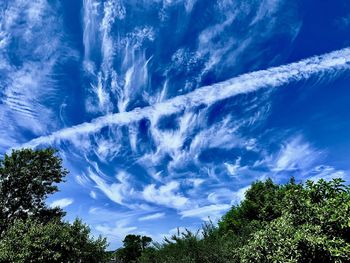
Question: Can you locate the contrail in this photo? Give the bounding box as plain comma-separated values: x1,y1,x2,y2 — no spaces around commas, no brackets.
20,48,350,149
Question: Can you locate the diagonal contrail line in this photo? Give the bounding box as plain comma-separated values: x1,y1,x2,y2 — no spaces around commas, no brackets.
19,48,350,149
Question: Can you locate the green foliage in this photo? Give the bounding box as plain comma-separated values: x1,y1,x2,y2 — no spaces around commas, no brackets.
137,178,350,263
0,218,109,263
218,178,293,235
3,148,350,262
139,222,239,263
0,148,68,235
115,234,153,262
240,179,350,262
239,215,350,263
0,148,110,262
229,178,350,262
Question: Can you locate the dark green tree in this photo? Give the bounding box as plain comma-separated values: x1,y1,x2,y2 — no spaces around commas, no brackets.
116,234,152,262
0,148,68,235
239,179,350,262
218,178,290,235
139,224,237,263
138,178,350,263
0,218,109,263
141,236,153,250
0,148,110,262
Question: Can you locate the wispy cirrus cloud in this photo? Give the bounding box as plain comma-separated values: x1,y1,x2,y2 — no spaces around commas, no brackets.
13,48,350,218
83,0,127,113
96,222,137,242
95,219,138,247
254,135,348,184
88,168,134,206
18,47,350,150
180,204,231,220
142,181,189,209
195,0,301,81
272,136,322,172
0,0,77,151
307,165,346,182
139,212,165,221
50,198,74,209
82,0,156,114
87,207,154,247
224,157,242,176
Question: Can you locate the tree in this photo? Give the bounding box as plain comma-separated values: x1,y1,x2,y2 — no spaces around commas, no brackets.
139,224,237,263
218,178,289,237
141,236,153,250
0,148,110,262
0,148,68,235
115,234,153,262
239,179,350,262
0,218,109,263
138,178,350,263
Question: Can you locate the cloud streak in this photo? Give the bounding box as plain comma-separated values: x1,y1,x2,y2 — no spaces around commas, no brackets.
142,181,189,209
88,168,134,206
50,198,74,209
138,212,165,221
0,0,77,152
180,204,231,219
19,47,350,149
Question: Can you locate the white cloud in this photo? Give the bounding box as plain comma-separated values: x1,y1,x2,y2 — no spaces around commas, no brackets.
195,0,299,81
273,136,321,172
139,212,165,221
75,173,92,187
230,186,250,205
189,117,239,151
50,198,74,209
88,207,156,248
142,181,188,209
0,0,77,151
88,207,142,223
250,0,283,25
207,185,249,206
307,165,346,182
224,157,242,176
19,47,350,149
93,134,122,162
144,111,257,176
90,190,97,199
96,223,137,237
186,178,205,188
89,168,134,206
142,111,204,173
83,0,155,115
96,221,137,245
180,204,231,220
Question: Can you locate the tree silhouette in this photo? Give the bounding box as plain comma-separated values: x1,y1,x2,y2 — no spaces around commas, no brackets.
0,148,68,236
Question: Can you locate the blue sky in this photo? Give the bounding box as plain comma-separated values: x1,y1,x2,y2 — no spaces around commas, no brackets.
1,0,350,248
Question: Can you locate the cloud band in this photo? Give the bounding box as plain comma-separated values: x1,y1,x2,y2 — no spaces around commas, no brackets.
20,47,350,149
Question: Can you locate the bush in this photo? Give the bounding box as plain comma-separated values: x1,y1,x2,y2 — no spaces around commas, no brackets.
0,218,109,263
137,178,350,263
0,148,110,262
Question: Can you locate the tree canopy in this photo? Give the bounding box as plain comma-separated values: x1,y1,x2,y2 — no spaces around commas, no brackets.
0,148,109,262
136,178,350,263
0,218,108,263
0,148,68,235
115,234,153,262
2,148,350,262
